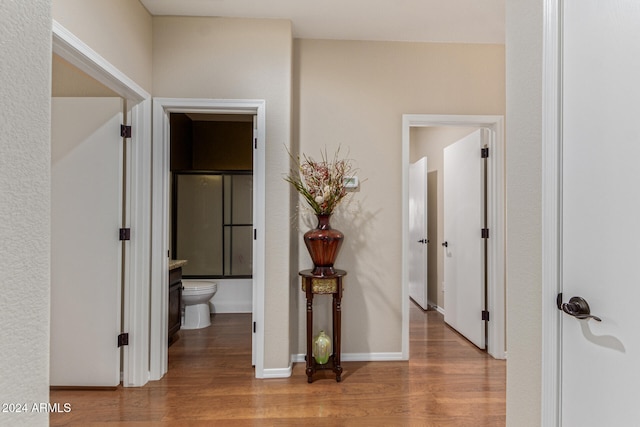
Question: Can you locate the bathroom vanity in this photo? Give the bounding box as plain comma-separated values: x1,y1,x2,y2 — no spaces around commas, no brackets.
168,260,187,346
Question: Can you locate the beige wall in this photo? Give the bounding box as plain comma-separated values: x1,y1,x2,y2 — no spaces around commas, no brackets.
52,54,119,97
153,16,294,370
53,0,153,92
506,0,543,425
410,126,478,310
294,39,504,355
0,1,52,425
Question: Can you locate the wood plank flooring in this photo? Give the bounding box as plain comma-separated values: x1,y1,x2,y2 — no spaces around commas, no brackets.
50,303,505,426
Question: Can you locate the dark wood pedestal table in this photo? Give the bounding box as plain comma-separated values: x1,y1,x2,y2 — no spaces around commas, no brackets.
299,269,347,383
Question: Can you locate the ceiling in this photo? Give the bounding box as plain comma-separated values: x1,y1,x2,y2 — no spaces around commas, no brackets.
139,0,505,44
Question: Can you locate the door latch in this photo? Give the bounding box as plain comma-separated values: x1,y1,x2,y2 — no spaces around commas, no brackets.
557,293,602,322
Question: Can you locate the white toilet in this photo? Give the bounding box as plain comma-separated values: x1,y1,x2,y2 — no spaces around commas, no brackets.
181,280,218,329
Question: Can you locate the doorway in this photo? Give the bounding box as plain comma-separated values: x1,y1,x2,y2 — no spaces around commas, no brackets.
401,114,505,360
151,98,266,379
170,113,254,310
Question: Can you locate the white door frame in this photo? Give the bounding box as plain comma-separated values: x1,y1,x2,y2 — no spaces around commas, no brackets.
150,98,266,380
401,114,505,360
52,20,152,387
541,0,562,424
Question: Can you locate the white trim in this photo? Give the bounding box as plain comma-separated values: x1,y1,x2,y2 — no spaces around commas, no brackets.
52,21,148,102
401,114,506,360
291,352,404,363
52,21,152,387
262,364,292,379
542,0,562,425
150,98,267,380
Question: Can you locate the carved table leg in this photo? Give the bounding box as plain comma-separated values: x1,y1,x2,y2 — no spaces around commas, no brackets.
306,283,314,383
333,282,343,382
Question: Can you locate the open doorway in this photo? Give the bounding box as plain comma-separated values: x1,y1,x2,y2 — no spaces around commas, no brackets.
170,113,254,317
151,98,266,380
401,114,505,360
410,127,490,350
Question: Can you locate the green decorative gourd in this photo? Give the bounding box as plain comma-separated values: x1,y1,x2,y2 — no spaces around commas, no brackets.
313,330,332,365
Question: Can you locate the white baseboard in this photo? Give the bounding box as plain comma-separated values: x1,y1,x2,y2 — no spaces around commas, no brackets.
261,363,292,378
291,352,403,363
427,300,445,315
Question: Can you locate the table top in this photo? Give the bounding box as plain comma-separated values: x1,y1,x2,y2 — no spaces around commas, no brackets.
299,269,347,278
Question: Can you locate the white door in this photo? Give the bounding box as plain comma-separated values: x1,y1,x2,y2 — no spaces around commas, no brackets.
51,97,123,386
443,130,485,349
560,1,640,424
409,157,428,309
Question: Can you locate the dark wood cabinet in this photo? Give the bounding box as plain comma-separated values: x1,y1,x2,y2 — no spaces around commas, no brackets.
168,267,183,346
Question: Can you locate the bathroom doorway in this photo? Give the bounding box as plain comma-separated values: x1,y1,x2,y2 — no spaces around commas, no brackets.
151,98,266,380
170,113,254,300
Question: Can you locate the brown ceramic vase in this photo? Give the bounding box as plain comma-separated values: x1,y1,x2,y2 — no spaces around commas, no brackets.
304,214,344,276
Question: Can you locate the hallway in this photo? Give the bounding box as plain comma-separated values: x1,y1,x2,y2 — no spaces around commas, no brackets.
50,303,505,425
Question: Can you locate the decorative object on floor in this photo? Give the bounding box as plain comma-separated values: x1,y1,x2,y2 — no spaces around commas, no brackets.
285,147,358,276
313,330,332,365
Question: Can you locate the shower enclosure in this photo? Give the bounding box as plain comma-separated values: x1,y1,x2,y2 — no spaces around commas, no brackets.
172,171,253,278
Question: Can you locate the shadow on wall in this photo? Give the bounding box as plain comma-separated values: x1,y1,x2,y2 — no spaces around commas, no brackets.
330,196,384,355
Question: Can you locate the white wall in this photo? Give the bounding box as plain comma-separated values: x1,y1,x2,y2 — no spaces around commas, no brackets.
208,279,253,314
505,0,544,425
0,1,52,425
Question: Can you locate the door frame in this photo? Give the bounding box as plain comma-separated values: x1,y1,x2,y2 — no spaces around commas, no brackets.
151,98,266,379
52,20,152,387
401,114,505,360
541,0,562,424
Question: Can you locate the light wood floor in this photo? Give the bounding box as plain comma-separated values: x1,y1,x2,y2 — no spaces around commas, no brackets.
50,303,505,426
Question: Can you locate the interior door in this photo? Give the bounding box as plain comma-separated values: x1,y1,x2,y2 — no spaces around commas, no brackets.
409,157,429,309
560,1,640,424
443,130,485,349
51,97,123,386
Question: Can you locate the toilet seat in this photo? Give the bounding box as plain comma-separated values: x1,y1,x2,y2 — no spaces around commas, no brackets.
182,281,217,293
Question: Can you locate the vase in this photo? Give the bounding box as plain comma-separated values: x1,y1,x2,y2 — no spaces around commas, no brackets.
304,214,344,276
313,330,332,365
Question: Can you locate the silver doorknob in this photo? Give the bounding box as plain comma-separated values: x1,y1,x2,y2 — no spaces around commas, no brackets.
557,294,602,322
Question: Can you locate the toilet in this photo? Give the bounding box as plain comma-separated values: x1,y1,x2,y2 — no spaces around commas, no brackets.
181,280,218,329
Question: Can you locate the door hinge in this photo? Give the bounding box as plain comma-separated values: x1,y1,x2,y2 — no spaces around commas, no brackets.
481,147,489,158
253,322,256,333
254,138,257,149
118,333,129,347
254,229,257,240
481,228,489,239
482,310,490,321
121,124,132,138
119,228,131,241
